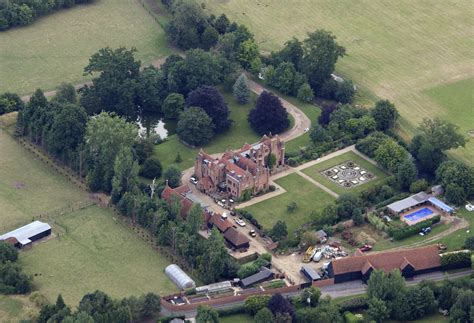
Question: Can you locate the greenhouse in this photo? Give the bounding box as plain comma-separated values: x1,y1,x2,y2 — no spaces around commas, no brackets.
165,264,196,290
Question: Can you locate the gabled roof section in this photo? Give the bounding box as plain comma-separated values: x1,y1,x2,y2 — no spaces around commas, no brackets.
331,245,440,275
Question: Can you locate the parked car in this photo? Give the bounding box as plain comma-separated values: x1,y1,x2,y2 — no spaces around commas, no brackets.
217,201,224,207
419,227,432,236
359,244,373,252
235,219,246,227
249,229,257,237
189,177,198,185
465,203,474,212
221,212,228,220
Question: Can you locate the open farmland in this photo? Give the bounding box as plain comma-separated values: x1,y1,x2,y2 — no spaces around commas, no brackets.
20,206,176,305
0,129,88,231
0,0,173,95
0,127,176,305
242,173,335,235
202,0,474,162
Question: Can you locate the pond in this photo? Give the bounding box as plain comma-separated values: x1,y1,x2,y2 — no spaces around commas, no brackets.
136,114,176,139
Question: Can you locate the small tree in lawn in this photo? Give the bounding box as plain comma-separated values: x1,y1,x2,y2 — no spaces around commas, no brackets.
249,91,290,135
233,73,250,104
163,165,182,188
286,202,297,213
174,152,182,163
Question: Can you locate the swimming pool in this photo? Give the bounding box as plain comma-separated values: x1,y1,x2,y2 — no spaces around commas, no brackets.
404,207,434,222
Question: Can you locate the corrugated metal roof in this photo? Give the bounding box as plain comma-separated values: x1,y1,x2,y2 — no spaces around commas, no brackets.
387,192,429,213
301,265,321,281
240,267,273,288
428,197,454,213
0,221,51,245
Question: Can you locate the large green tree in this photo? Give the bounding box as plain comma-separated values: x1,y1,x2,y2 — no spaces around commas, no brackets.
249,91,289,135
374,139,408,172
301,30,346,91
372,100,398,131
198,227,230,283
162,93,185,119
196,305,219,323
84,112,137,192
80,47,141,118
419,118,466,152
111,147,139,204
177,107,215,146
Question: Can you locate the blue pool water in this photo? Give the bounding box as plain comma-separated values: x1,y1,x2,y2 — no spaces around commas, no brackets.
404,207,434,222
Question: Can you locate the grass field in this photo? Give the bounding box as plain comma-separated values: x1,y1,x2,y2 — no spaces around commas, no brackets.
0,295,39,323
242,173,335,235
0,129,88,231
20,206,176,305
424,78,474,163
154,91,261,171
0,0,173,95
202,0,474,162
219,314,254,323
300,151,389,195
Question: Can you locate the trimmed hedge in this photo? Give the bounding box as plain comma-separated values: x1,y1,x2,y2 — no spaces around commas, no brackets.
338,297,368,312
375,192,410,209
441,251,472,270
388,215,440,240
216,305,246,317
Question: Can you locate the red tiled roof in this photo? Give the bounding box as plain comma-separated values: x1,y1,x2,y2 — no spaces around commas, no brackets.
161,185,193,218
235,156,257,174
209,214,233,233
220,159,247,178
224,227,250,248
331,245,440,275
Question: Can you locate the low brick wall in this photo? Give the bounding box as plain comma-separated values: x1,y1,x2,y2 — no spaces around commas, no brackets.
313,278,334,288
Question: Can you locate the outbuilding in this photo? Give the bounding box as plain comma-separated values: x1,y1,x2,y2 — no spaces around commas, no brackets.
223,227,250,250
301,265,321,282
240,267,274,288
164,264,196,290
315,230,327,243
0,221,51,248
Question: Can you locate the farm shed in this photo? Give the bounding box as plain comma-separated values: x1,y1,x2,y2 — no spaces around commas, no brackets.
328,245,441,283
428,197,454,214
386,192,429,215
165,264,196,290
224,227,250,250
301,265,321,282
240,267,274,288
0,221,51,248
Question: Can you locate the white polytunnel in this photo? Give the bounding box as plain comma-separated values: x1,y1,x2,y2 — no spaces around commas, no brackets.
164,264,196,290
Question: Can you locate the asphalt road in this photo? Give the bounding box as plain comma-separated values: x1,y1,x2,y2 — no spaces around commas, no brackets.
160,269,473,318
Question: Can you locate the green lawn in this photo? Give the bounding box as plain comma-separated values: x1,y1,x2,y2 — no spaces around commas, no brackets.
202,0,473,162
0,129,88,231
20,206,177,305
424,78,474,164
437,208,473,250
0,0,173,95
219,314,254,323
242,173,335,235
154,91,261,171
0,295,38,323
300,151,389,195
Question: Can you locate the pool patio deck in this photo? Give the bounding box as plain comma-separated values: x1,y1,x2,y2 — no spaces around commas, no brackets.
400,206,440,226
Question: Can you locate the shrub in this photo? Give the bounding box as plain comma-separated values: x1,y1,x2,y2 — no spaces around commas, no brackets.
440,251,472,270
261,253,272,262
139,157,162,179
244,295,271,315
269,185,276,192
367,213,389,232
388,215,440,240
409,179,429,193
338,297,368,312
216,305,245,317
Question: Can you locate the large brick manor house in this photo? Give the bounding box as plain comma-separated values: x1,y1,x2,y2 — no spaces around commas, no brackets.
194,135,285,199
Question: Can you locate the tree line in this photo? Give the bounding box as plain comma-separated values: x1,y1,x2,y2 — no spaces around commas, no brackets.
0,242,31,295
37,290,160,323
0,0,95,30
